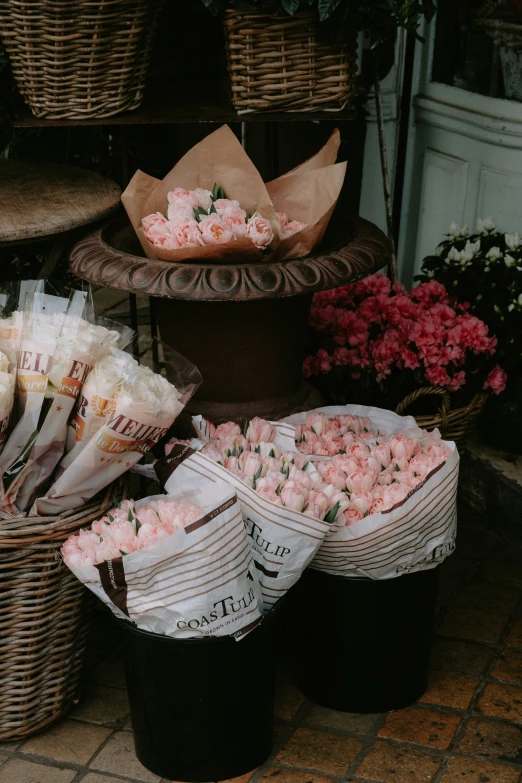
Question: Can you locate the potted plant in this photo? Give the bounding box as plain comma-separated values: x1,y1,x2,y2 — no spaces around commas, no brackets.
199,0,436,113
420,218,522,452
303,273,506,446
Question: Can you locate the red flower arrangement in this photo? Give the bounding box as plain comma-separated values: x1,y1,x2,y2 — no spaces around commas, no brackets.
303,274,506,407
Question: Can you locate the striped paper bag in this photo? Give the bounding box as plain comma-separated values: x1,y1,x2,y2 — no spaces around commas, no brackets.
65,481,264,640
159,446,331,612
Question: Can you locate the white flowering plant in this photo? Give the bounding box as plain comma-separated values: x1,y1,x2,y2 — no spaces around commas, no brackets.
418,219,522,374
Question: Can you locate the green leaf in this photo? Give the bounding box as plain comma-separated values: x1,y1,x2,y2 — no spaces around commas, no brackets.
275,484,282,495
252,465,263,490
212,183,219,201
318,0,340,21
324,501,341,524
281,0,299,14
217,187,225,200
135,516,141,532
210,203,217,214
270,448,275,457
255,445,261,454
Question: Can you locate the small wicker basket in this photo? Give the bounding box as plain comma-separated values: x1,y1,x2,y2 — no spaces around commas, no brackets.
0,493,113,740
395,387,488,448
223,10,357,114
0,0,164,120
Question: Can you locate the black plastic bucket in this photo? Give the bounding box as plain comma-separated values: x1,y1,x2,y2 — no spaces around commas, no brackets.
121,613,277,781
285,567,439,713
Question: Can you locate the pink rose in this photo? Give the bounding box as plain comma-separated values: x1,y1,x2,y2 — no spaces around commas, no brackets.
331,455,360,475
288,465,314,490
350,494,372,515
262,470,285,491
224,455,240,473
280,485,306,512
200,443,225,463
306,490,331,519
409,454,435,479
167,204,194,224
256,485,280,504
389,457,409,473
371,443,391,469
238,450,263,478
377,471,394,486
343,507,363,526
320,465,347,491
305,412,329,436
168,188,200,209
346,469,376,495
76,529,102,551
281,220,307,239
142,212,169,244
104,520,137,551
171,219,204,248
389,434,419,461
370,497,384,514
281,451,307,470
161,233,181,250
325,438,346,456
381,484,408,510
421,441,450,463
138,527,170,550
137,506,161,528
253,442,281,460
245,417,275,444
215,421,241,440
277,212,288,227
358,455,383,474
199,215,236,245
246,214,274,248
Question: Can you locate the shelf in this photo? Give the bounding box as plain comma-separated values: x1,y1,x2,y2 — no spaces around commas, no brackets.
12,82,358,128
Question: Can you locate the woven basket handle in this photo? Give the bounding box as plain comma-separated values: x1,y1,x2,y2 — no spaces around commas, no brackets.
395,386,451,430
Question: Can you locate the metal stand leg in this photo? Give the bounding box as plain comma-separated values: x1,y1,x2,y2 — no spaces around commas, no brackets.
37,235,69,280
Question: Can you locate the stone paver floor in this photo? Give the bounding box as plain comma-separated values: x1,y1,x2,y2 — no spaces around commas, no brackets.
2,512,522,782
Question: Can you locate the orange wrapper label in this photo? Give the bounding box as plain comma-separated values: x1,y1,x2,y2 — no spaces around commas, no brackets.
95,413,169,456
57,357,91,400
18,373,48,394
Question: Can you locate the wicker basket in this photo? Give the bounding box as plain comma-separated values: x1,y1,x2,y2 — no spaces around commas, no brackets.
0,0,164,120
395,387,488,448
223,10,357,114
0,493,113,740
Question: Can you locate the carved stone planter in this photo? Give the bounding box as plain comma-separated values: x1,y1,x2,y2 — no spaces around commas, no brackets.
70,214,390,422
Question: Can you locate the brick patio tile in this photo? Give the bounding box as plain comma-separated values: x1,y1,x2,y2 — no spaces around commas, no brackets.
274,727,362,776
274,681,305,722
476,682,522,722
439,755,520,782
378,706,461,749
90,731,161,782
438,607,506,644
70,684,129,726
457,717,522,761
303,705,381,735
355,741,441,782
506,619,522,648
492,648,522,685
0,742,20,752
217,771,257,783
0,759,6,767
258,769,332,783
82,775,127,783
20,719,112,765
453,582,521,616
481,559,522,589
0,758,76,783
431,638,495,676
419,671,480,710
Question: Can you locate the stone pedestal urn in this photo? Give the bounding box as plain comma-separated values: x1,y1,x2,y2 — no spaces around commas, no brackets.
69,214,390,423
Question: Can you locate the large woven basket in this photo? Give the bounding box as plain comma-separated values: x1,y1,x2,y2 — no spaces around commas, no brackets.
0,0,164,120
395,387,488,448
223,10,357,114
0,493,113,740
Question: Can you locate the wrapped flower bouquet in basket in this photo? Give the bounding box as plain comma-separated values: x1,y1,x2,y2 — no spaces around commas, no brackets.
0,283,201,742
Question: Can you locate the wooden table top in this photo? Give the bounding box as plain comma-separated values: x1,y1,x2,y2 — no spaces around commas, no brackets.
0,160,121,244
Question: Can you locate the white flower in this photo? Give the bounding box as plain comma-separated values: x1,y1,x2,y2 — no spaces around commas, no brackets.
447,246,460,262
505,254,517,268
435,245,443,257
48,318,125,391
485,266,491,272
508,304,515,311
427,270,435,278
505,232,521,251
476,294,483,301
494,305,501,313
518,293,522,306
476,217,496,235
447,222,468,240
486,246,502,262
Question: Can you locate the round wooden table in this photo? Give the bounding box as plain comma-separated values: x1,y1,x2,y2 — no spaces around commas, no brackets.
0,160,121,277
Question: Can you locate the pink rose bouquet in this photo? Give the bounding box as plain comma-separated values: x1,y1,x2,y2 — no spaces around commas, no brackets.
304,273,507,408
142,184,306,253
